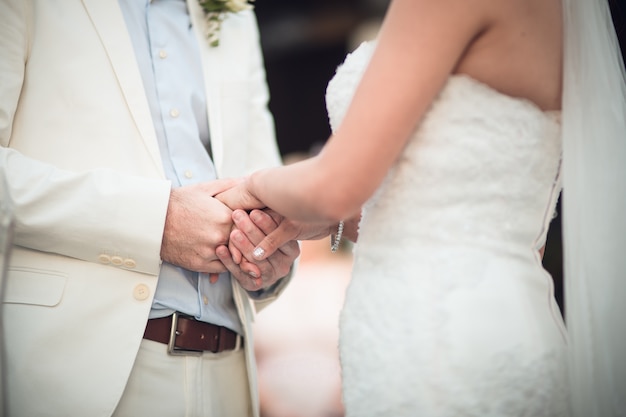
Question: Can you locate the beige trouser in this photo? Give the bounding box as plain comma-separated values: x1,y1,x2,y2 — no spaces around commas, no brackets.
113,338,252,417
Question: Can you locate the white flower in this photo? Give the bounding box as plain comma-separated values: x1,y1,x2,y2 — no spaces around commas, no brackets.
198,0,254,46
226,0,252,13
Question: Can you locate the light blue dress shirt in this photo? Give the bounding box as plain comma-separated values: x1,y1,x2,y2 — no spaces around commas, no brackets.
118,0,242,334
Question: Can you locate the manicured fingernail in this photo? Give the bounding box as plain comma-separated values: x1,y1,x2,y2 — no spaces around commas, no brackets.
253,247,265,259
249,271,258,278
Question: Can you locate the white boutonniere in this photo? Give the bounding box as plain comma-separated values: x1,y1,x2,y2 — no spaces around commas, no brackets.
198,0,254,47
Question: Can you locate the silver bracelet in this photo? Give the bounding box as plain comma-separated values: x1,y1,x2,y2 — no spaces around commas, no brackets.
330,220,344,253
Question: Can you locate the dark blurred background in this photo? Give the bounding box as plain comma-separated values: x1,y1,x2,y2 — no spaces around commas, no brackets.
255,0,390,156
255,0,626,315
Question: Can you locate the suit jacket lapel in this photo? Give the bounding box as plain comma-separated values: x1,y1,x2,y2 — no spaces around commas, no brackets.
81,0,164,176
187,0,225,176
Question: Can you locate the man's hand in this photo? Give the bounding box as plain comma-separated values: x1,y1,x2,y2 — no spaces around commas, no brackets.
160,179,240,273
215,209,301,291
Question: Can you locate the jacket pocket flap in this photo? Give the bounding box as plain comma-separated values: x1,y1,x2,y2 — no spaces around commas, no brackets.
4,268,67,307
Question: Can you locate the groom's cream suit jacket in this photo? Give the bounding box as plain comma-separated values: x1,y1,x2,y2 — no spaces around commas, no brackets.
0,1,288,416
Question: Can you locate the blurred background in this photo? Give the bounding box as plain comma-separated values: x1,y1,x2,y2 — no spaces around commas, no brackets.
255,4,388,417
252,1,625,416
254,2,387,416
255,0,391,157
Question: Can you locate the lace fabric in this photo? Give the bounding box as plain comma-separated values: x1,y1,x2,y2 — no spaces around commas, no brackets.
327,1,626,411
328,41,569,416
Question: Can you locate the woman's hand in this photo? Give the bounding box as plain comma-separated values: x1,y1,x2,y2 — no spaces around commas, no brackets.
214,209,301,291
243,209,335,261
215,176,266,211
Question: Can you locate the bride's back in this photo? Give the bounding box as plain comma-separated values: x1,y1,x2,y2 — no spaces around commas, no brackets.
455,0,563,112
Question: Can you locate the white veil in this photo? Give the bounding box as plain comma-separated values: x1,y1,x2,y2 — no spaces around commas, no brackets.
562,0,626,415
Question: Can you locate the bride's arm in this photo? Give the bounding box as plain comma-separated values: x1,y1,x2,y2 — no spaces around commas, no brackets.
218,0,488,222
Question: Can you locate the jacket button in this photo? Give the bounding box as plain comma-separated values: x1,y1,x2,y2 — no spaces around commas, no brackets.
123,258,137,269
133,284,150,301
111,256,124,266
98,254,111,264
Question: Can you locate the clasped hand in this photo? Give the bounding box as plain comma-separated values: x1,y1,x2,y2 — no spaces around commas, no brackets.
215,177,337,261
160,179,300,291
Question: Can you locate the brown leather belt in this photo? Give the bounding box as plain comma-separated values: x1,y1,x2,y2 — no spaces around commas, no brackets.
143,312,241,355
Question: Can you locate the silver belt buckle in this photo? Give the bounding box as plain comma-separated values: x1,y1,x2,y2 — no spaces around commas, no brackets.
167,312,203,356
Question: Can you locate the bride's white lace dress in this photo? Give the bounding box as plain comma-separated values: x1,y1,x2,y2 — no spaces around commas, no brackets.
326,41,570,416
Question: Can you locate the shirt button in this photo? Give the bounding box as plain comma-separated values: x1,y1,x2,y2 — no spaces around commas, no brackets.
158,50,167,59
184,170,193,179
111,255,124,266
133,284,150,301
98,254,111,264
170,108,180,118
203,295,209,305
123,258,137,269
